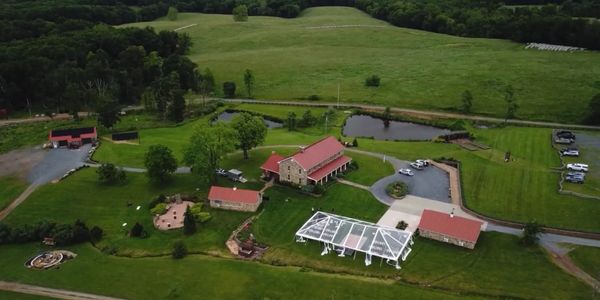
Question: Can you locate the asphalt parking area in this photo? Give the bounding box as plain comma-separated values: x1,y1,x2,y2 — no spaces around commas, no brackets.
371,161,451,205
27,144,92,184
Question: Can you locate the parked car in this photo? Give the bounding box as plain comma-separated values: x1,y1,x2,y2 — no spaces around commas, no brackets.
567,163,589,172
216,168,227,176
556,130,576,140
560,149,579,157
555,138,574,145
398,168,414,176
565,176,584,184
567,172,586,178
415,159,429,167
410,162,424,170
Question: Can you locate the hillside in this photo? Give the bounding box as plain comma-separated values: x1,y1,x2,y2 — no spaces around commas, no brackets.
122,7,600,123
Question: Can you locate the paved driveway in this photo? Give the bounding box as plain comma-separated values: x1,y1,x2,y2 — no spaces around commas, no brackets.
370,162,451,205
27,144,92,184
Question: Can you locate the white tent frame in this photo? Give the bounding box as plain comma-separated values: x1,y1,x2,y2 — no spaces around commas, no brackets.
295,211,413,269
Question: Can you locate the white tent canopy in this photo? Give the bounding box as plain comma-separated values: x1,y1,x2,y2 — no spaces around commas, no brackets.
295,211,413,268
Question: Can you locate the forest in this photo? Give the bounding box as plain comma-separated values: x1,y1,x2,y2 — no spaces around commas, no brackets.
1,0,599,115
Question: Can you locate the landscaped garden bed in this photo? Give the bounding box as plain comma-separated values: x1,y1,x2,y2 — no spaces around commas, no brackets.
385,181,409,199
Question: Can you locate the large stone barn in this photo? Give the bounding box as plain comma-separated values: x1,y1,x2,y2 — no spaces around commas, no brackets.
260,136,352,186
208,186,262,212
417,209,483,249
49,127,97,148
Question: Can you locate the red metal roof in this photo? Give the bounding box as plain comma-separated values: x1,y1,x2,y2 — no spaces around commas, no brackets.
289,136,345,170
418,209,483,243
308,155,352,181
260,152,285,174
208,186,260,204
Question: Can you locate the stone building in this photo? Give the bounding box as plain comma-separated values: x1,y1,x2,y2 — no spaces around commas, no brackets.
208,186,262,212
260,136,352,186
417,209,483,249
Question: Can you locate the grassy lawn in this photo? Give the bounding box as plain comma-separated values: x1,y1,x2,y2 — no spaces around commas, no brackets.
569,246,600,281
0,291,50,300
0,176,28,210
121,7,600,123
251,185,592,299
344,151,395,185
0,243,481,300
2,168,251,257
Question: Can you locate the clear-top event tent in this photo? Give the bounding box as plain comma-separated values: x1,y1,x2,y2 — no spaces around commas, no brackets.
295,211,414,269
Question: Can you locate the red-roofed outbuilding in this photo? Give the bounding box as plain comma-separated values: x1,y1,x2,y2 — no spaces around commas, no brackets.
418,209,483,249
208,186,262,212
259,136,352,186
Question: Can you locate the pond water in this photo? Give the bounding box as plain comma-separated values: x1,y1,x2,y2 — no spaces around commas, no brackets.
214,112,283,129
342,115,451,141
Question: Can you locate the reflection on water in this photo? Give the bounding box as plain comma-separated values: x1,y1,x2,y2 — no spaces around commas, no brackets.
214,112,283,129
343,115,451,141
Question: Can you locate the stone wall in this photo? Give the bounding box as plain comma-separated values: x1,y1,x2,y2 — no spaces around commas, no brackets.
279,159,307,185
210,199,260,212
419,229,476,249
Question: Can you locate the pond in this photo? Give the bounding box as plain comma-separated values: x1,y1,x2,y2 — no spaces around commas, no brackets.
342,115,451,141
214,111,283,129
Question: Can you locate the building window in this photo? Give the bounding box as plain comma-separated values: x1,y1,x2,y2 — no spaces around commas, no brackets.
299,169,302,174
287,175,290,180
299,179,303,185
288,166,290,171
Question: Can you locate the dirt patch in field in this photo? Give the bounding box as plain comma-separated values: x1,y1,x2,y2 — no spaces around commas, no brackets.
0,147,46,179
101,136,139,145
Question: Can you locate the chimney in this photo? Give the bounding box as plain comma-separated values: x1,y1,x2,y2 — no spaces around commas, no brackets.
450,208,455,218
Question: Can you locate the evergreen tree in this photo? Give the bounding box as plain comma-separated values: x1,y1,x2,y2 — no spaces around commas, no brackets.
183,206,197,235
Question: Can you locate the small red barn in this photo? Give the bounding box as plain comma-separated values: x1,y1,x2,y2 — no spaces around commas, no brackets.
49,127,97,148
208,186,262,212
417,209,483,249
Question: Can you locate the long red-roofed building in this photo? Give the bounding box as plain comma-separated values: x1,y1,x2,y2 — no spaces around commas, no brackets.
208,186,262,212
417,209,483,249
260,136,352,186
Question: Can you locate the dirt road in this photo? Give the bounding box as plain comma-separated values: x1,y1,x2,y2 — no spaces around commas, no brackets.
0,281,124,300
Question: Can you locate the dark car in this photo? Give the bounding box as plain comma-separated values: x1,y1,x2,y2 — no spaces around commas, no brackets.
556,131,576,140
565,176,584,184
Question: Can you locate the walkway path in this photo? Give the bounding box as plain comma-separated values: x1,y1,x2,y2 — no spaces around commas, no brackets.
0,184,38,221
221,98,600,130
337,179,369,190
0,281,124,300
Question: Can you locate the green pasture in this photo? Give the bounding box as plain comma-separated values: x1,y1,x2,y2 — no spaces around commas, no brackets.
121,7,600,123
0,176,27,210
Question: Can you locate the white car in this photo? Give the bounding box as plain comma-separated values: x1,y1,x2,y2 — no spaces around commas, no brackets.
560,149,579,157
410,162,424,170
415,159,429,167
398,168,414,176
567,163,589,172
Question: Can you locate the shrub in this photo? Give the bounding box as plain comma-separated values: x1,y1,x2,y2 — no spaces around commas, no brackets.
307,95,320,101
396,221,408,230
365,75,380,87
148,194,166,210
172,241,187,259
223,81,236,98
90,226,103,242
385,181,409,198
97,163,126,184
348,160,359,170
352,138,358,147
151,203,168,215
130,222,144,237
313,184,325,195
183,207,197,235
521,221,543,246
189,204,211,223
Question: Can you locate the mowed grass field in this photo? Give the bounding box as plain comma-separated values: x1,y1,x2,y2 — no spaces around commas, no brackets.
0,176,27,210
569,246,600,281
121,7,600,123
0,243,484,300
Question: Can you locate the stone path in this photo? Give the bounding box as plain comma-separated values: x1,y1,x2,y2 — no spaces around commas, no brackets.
0,184,39,221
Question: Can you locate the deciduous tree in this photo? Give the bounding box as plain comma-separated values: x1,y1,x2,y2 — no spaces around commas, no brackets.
223,81,236,98
96,96,121,129
183,123,237,183
144,145,178,183
243,69,255,98
231,112,267,159
167,6,178,21
233,5,249,22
